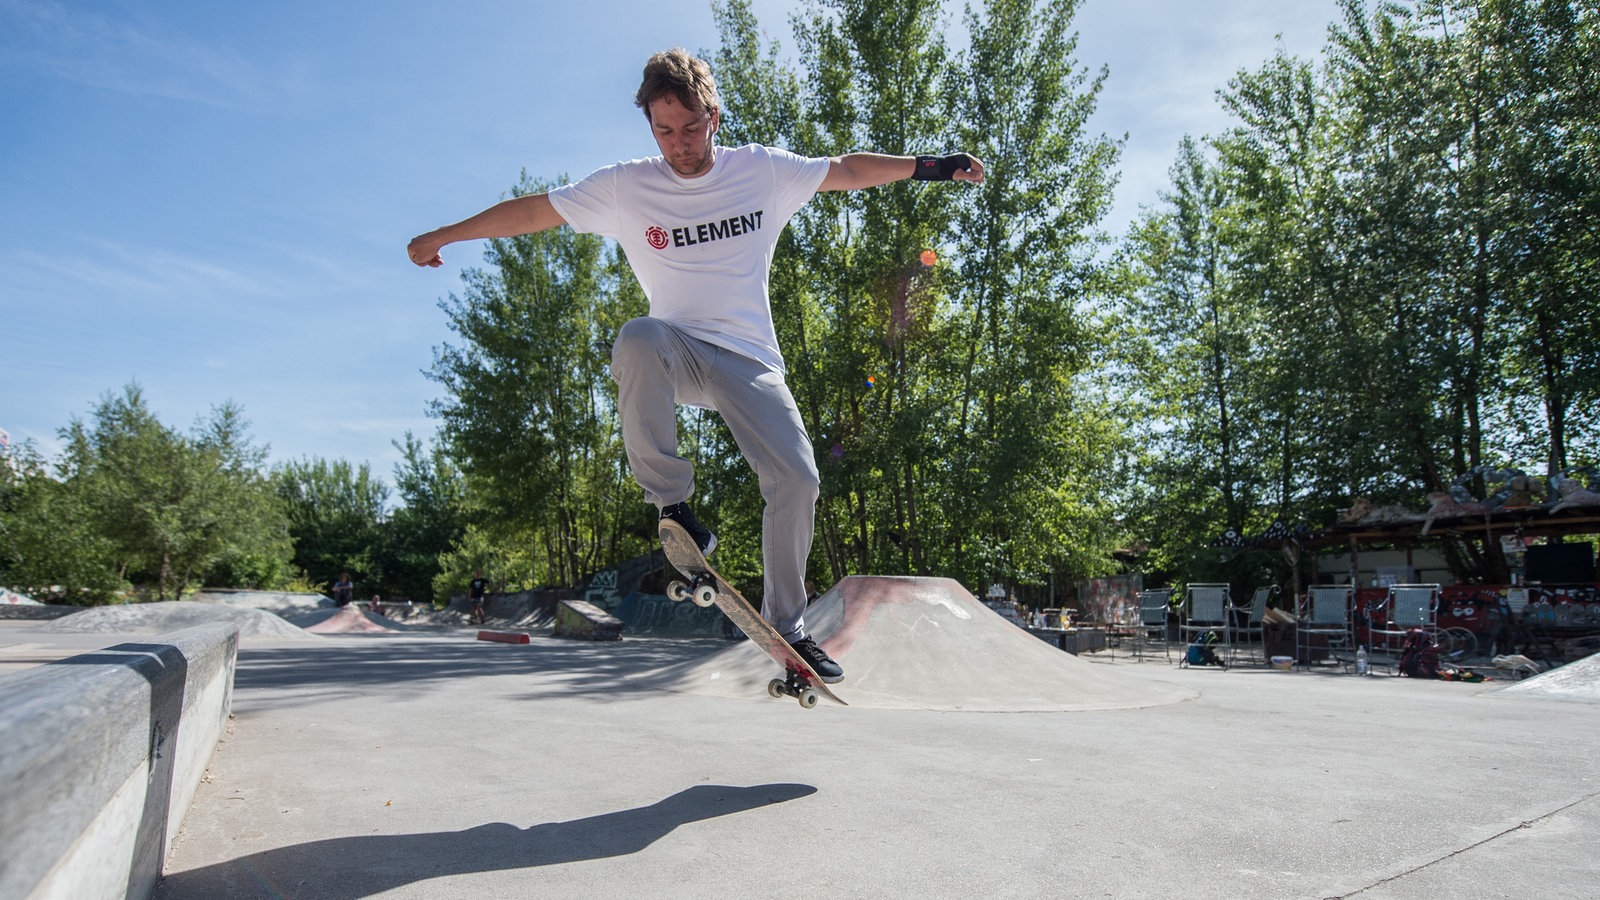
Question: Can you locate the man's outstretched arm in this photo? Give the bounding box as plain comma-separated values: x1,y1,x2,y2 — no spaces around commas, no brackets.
818,152,985,192
407,193,568,267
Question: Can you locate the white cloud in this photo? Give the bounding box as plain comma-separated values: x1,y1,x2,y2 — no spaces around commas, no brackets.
1072,0,1342,228
9,237,389,311
0,0,312,109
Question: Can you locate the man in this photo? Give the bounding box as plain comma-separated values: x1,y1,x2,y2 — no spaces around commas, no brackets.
468,569,489,625
332,572,353,608
409,48,984,683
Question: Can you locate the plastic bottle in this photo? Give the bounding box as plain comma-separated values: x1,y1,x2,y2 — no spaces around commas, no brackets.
1356,645,1369,676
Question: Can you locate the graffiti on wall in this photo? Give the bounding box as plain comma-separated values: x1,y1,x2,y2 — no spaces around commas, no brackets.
1078,575,1143,627
581,553,728,636
584,568,622,609
615,592,727,636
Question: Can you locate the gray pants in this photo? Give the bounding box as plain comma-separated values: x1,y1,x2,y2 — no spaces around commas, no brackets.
610,317,820,641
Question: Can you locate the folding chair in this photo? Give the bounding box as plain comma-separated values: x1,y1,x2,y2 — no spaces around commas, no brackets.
1133,589,1173,660
1180,583,1231,665
1229,585,1278,664
1368,584,1441,675
1298,585,1354,671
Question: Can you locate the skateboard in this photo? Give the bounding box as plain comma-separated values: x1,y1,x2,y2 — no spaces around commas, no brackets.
659,520,846,709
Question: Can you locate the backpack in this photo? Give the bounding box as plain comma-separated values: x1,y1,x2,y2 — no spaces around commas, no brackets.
1398,628,1439,678
1183,630,1226,668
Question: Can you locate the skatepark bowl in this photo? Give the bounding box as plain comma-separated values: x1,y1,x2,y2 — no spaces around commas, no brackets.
1,578,1597,899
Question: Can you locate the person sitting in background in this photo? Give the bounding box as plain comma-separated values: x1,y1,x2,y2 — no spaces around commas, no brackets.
332,573,353,608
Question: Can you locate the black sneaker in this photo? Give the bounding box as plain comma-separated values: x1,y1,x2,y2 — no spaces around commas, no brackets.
660,502,717,556
788,635,844,684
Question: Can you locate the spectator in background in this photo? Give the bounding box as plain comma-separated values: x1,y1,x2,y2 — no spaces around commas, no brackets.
469,569,489,625
332,573,353,608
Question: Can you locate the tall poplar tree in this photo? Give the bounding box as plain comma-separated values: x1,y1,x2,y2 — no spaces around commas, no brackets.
428,175,649,588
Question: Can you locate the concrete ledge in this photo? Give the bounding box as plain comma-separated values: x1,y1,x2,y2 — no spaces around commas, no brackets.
0,622,238,900
0,603,84,621
552,599,623,641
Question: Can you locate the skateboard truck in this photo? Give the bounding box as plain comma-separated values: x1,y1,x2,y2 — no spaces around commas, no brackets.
666,573,718,608
767,667,821,709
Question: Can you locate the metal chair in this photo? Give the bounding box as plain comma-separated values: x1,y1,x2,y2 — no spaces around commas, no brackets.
1368,584,1441,675
1133,588,1173,660
1229,585,1278,664
1298,585,1354,671
1180,583,1232,664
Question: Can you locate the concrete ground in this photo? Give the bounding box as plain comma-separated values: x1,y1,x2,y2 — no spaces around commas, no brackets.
5,595,1598,900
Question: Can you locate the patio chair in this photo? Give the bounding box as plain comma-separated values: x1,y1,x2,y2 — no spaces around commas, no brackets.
1368,584,1441,675
1230,585,1279,663
1297,585,1354,671
1180,583,1232,665
1133,588,1173,660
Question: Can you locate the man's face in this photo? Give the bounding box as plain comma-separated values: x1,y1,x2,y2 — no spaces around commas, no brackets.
649,95,718,179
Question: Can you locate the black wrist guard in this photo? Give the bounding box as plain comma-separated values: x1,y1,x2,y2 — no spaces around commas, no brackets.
912,153,974,181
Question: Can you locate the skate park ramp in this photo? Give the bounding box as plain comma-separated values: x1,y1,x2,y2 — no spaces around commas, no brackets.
33,599,316,640
1490,650,1600,704
190,589,330,616
295,603,400,634
653,576,1196,711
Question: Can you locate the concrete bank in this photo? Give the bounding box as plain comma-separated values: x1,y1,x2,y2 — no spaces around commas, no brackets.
0,622,239,900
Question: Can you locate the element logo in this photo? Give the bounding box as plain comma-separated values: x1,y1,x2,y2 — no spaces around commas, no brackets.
645,225,669,250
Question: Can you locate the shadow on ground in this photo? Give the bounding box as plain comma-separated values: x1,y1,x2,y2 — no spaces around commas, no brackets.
231,636,728,711
154,782,815,900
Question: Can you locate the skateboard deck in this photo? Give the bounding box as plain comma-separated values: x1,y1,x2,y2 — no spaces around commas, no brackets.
659,520,846,708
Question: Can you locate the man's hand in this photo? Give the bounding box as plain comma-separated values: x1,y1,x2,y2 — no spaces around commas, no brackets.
820,152,987,192
912,153,985,183
950,154,985,184
408,232,445,268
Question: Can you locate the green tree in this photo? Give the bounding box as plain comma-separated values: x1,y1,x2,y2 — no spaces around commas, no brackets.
789,0,959,579
41,384,292,600
697,0,1128,599
947,0,1127,588
190,401,295,590
1119,138,1246,571
1435,0,1600,474
376,432,465,603
428,174,648,589
1317,0,1599,577
0,440,126,603
1114,0,1599,585
273,455,389,596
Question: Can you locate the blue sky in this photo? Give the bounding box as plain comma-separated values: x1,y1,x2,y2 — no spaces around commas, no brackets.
1,0,1340,483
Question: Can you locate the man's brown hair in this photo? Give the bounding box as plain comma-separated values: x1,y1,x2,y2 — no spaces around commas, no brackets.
635,47,721,120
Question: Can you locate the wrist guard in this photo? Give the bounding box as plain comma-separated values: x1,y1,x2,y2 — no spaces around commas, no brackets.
912,153,975,181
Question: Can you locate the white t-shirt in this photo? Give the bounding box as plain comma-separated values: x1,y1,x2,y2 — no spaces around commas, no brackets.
547,143,830,372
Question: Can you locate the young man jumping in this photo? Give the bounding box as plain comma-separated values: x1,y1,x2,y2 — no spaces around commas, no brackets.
408,48,984,683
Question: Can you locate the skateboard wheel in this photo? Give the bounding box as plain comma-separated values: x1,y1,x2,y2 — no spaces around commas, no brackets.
767,679,786,699
692,584,717,607
667,581,691,603
797,689,819,709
